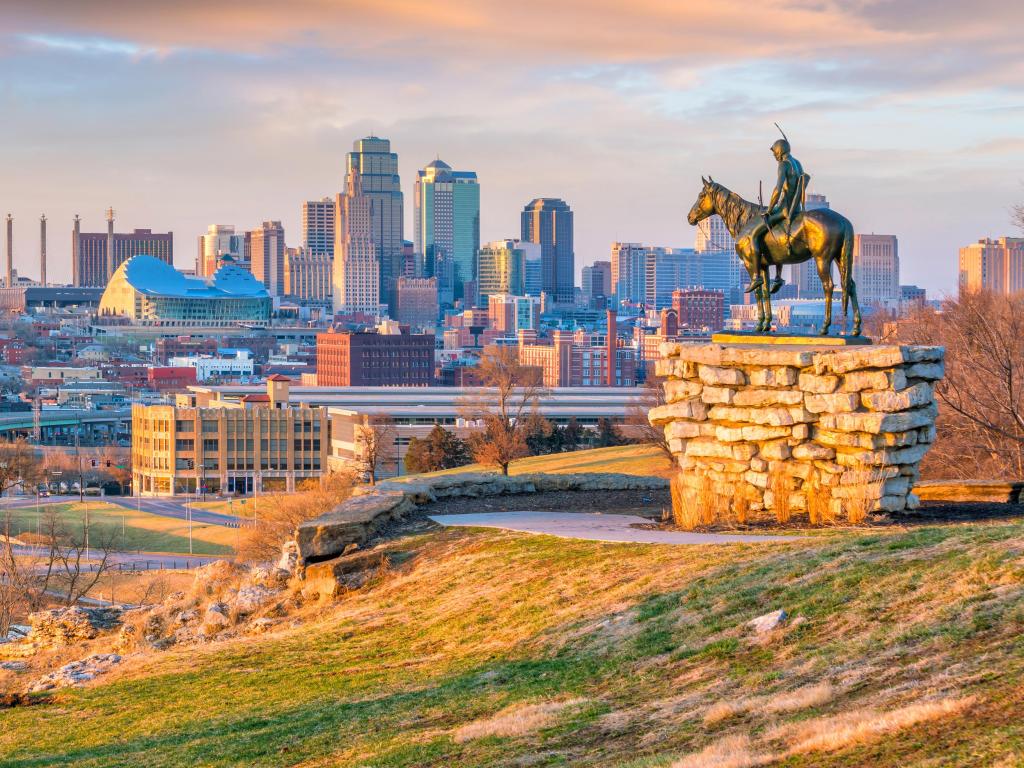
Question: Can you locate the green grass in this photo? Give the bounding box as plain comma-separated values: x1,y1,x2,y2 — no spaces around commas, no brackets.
2,501,235,555
2,515,1024,766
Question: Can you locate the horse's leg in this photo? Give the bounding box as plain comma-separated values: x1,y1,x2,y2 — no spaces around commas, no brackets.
849,281,862,336
818,255,834,335
761,265,773,332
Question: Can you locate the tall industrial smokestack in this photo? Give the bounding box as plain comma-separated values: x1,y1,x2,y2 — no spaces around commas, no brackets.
39,214,47,287
606,308,617,387
72,214,81,287
5,214,12,288
105,207,115,281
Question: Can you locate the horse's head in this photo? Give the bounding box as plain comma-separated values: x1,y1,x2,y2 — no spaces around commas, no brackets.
687,176,717,226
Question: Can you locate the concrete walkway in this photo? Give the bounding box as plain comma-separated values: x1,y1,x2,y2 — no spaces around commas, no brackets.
429,511,801,545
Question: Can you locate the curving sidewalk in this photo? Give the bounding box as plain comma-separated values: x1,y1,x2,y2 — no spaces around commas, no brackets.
429,511,800,545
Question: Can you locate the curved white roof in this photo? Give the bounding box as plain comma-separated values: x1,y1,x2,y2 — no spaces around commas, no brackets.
119,255,269,298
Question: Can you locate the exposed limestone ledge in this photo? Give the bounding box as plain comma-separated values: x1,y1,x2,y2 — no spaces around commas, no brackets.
914,480,1024,504
294,471,669,565
652,342,945,516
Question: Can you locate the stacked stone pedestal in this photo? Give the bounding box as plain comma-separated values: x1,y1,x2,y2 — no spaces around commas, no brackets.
649,343,945,517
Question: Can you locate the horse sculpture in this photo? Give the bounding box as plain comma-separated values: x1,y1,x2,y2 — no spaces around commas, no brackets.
687,177,861,336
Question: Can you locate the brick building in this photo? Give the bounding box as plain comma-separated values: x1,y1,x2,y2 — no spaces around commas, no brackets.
672,288,725,330
316,326,434,386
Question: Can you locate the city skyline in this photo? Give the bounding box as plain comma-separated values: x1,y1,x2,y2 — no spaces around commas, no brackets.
2,2,1023,294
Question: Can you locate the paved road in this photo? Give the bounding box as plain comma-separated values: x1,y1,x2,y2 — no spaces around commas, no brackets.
429,511,803,545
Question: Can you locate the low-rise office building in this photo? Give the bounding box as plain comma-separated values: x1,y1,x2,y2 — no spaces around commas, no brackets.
132,376,328,496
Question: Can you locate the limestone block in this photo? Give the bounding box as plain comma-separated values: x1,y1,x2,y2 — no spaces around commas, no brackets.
663,379,703,403
726,348,815,367
883,476,911,496
749,366,798,387
750,457,767,472
741,424,792,441
702,386,736,405
905,362,944,380
792,424,810,440
861,382,933,412
731,444,757,461
699,365,746,386
831,483,884,500
685,438,737,459
818,403,937,434
715,425,746,442
840,369,906,393
667,421,701,439
798,373,839,394
902,346,944,364
733,389,804,407
744,470,769,488
760,440,791,460
906,493,922,511
804,392,860,414
792,443,836,461
918,424,937,444
659,341,682,359
813,346,906,375
877,494,908,512
840,443,931,467
699,422,718,437
813,428,918,450
838,467,899,484
648,399,709,425
812,460,844,475
654,359,675,378
668,438,687,453
672,345,726,366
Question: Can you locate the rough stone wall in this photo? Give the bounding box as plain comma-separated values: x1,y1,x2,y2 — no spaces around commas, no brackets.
650,343,945,516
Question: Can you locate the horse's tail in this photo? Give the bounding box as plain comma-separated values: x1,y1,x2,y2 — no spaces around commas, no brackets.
838,220,854,317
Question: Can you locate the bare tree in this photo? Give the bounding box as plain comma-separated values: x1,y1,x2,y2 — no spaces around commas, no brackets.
626,375,673,458
461,346,546,475
895,291,1024,479
355,415,397,486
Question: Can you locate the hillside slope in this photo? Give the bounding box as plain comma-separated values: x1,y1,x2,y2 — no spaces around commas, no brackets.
2,513,1023,766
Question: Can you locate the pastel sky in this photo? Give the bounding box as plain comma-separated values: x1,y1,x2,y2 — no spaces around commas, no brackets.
2,0,1023,294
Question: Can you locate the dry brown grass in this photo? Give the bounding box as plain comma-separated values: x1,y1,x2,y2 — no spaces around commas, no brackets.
842,468,887,525
451,698,585,743
768,696,975,755
670,734,769,768
768,467,793,524
731,485,753,527
804,472,835,527
671,474,729,530
236,472,355,563
670,473,699,530
703,683,835,726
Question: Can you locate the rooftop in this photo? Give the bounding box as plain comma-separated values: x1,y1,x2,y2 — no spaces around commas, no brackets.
117,255,269,299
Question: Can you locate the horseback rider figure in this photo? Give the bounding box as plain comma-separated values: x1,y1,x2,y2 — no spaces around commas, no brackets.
744,127,810,294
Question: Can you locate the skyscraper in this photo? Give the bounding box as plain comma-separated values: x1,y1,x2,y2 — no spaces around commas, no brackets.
250,221,286,297
477,239,527,307
853,234,900,309
958,237,1024,296
611,242,646,305
695,215,735,253
197,225,248,277
302,198,335,258
284,247,332,301
414,159,479,302
581,260,612,304
521,198,574,303
334,137,403,307
333,239,380,315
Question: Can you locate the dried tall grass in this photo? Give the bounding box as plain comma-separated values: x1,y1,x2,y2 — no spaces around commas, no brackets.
841,468,887,525
767,467,793,525
768,696,975,755
671,473,728,530
703,683,835,726
452,698,585,742
804,473,834,527
670,734,769,768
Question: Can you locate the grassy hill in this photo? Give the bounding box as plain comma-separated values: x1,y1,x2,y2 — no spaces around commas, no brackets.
413,443,676,479
3,500,1023,766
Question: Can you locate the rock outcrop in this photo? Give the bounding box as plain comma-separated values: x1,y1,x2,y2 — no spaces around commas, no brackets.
27,607,122,648
652,342,945,516
293,471,668,566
